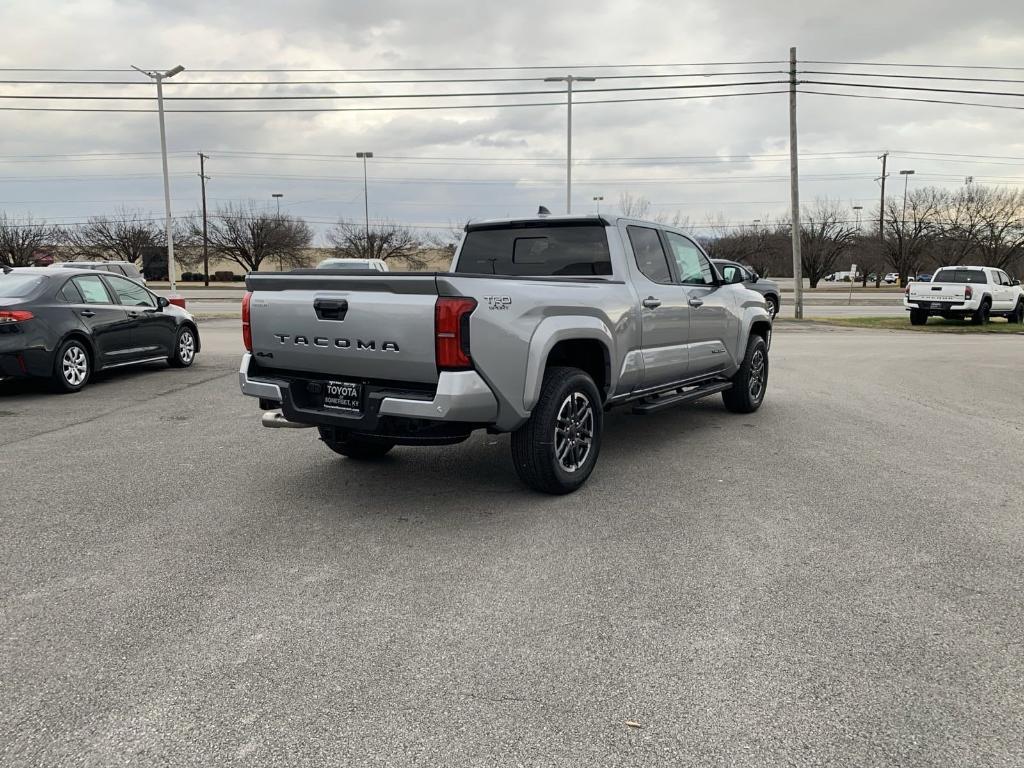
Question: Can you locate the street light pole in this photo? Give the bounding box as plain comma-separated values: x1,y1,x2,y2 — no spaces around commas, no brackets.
132,64,185,292
593,195,604,214
544,75,596,214
900,170,915,285
356,151,373,236
272,192,283,215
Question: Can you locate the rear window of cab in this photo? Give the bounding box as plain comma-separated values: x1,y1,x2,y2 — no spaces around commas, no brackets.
456,223,612,277
932,269,987,284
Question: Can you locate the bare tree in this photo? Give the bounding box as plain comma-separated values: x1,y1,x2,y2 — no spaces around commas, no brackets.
326,220,427,268
199,203,313,272
65,209,162,264
943,186,1024,270
618,193,652,219
800,199,859,288
881,187,944,285
0,213,63,267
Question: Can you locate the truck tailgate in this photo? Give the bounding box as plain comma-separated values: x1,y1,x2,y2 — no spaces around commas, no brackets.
909,283,966,303
246,273,440,384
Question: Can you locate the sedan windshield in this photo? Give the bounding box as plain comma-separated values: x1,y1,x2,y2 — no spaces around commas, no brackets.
0,273,45,298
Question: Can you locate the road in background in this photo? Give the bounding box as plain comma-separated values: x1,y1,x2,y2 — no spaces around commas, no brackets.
3,323,1022,765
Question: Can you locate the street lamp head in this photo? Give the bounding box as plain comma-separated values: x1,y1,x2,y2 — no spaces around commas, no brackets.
593,196,604,201
899,169,915,176
852,205,863,211
356,151,374,159
271,193,283,198
164,65,185,78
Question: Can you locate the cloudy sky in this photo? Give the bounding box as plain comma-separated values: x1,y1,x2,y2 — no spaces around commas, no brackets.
1,0,1022,242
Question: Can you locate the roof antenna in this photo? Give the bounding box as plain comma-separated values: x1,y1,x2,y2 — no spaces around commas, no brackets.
537,205,551,216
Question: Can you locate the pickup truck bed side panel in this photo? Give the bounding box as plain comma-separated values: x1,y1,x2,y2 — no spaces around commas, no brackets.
439,276,637,432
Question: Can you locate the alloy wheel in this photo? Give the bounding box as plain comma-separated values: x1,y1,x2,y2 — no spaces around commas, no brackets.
554,391,594,473
62,345,88,387
748,348,766,401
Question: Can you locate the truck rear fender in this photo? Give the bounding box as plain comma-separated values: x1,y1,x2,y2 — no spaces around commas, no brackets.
523,317,615,412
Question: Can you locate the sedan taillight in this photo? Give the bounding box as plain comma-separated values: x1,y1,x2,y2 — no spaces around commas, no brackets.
0,310,33,324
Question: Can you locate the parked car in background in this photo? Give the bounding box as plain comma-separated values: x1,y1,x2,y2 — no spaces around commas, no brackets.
241,215,773,494
712,259,780,318
915,273,933,282
884,272,900,284
316,258,389,272
905,265,1023,325
50,260,146,286
0,267,199,392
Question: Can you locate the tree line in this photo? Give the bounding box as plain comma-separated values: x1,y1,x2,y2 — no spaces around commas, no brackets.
699,185,1024,287
0,203,436,273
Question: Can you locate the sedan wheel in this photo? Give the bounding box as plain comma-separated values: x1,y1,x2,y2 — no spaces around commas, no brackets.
169,326,198,368
51,339,91,393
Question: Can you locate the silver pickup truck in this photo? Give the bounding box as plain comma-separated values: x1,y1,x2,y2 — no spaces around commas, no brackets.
239,215,773,493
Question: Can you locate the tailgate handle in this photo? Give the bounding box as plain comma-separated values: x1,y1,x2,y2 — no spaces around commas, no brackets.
314,298,349,320
931,286,942,291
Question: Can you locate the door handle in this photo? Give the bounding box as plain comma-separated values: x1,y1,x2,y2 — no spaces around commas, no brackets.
642,297,662,309
127,311,140,317
80,310,96,318
688,298,704,308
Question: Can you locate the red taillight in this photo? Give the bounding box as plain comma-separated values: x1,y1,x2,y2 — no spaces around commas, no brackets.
241,291,253,352
904,284,910,298
0,310,33,324
435,297,476,371
964,285,973,300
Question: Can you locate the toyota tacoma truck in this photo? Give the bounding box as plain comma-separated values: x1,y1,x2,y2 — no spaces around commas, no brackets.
905,265,1023,325
239,215,773,494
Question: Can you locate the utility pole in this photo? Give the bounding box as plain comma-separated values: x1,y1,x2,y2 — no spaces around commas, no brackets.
132,64,185,292
198,152,210,286
876,152,888,289
356,151,373,237
544,74,597,214
788,47,803,319
900,169,915,285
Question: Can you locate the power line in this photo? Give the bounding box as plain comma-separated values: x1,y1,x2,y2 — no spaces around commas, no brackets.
0,88,786,113
798,70,1024,85
799,79,1024,99
798,60,1024,72
798,89,1024,111
0,80,788,101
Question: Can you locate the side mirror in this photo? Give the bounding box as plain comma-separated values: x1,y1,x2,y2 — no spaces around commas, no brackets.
749,272,760,284
1013,279,1021,287
157,296,170,309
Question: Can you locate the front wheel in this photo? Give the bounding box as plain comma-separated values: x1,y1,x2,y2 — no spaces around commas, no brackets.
168,325,198,368
910,309,928,326
722,335,769,414
318,428,394,460
1009,300,1024,325
511,366,602,494
765,295,779,319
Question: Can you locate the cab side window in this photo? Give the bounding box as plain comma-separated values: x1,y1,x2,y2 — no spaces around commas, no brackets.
627,226,672,284
665,232,714,285
72,275,113,304
106,275,155,308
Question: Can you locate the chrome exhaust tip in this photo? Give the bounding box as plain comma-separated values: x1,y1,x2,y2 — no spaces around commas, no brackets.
261,410,314,429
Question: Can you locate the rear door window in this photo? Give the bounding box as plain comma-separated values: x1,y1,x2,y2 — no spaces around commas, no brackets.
456,223,612,276
72,275,113,304
627,226,672,284
60,280,83,303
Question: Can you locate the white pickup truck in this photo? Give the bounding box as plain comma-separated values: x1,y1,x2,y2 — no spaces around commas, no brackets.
905,266,1023,325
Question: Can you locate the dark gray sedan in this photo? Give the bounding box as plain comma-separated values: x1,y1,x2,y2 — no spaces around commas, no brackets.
0,267,200,393
712,259,781,318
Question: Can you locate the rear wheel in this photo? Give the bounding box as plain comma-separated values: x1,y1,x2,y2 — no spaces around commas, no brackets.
972,300,991,325
318,427,394,460
722,335,768,414
511,366,602,494
909,309,929,326
51,338,91,393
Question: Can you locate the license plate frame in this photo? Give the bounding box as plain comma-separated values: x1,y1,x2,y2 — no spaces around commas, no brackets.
322,380,363,413
930,302,944,309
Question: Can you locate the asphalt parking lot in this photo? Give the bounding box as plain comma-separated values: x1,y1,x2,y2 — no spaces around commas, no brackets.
2,321,1022,766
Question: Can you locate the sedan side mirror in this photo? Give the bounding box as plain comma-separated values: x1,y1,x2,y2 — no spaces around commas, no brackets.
157,296,170,309
749,272,760,284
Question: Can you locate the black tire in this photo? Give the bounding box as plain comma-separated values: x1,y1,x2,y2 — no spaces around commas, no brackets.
511,366,602,495
318,427,394,460
971,299,991,325
50,338,91,393
1009,300,1024,325
722,335,769,414
909,309,929,326
168,325,198,368
765,295,779,319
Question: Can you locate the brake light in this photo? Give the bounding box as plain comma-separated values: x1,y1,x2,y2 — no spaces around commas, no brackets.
904,284,910,298
0,310,33,324
241,291,252,351
964,285,973,300
435,297,476,370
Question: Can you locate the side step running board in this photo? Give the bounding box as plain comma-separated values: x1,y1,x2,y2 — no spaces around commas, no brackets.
631,381,732,415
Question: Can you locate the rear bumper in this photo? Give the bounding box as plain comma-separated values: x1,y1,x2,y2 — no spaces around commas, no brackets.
237,353,499,427
905,299,972,312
